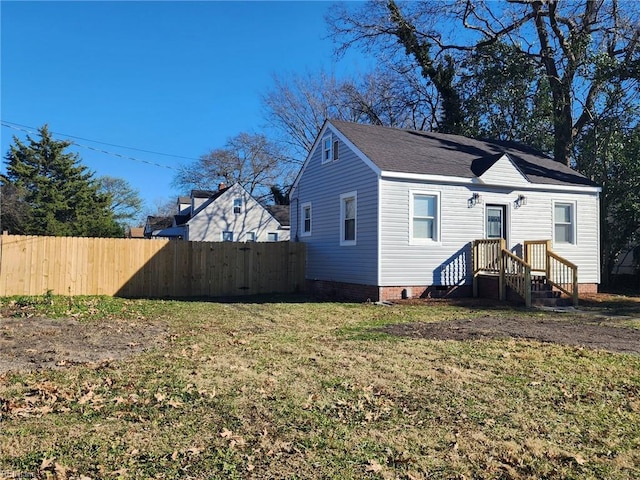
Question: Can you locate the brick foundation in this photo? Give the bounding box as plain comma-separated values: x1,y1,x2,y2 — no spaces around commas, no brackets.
307,280,379,302
307,278,599,303
577,283,598,294
379,285,472,301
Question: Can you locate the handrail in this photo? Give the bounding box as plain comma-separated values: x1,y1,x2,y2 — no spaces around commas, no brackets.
547,251,579,306
524,240,551,273
473,238,577,307
472,239,504,274
502,249,532,307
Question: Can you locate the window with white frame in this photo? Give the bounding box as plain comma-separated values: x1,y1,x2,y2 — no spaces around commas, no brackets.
244,231,256,242
222,231,233,242
233,198,242,214
340,192,357,245
267,232,278,242
301,203,312,236
554,202,575,244
322,135,339,163
411,192,439,243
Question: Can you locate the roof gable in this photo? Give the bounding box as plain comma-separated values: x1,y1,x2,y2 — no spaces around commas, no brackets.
187,183,286,228
475,153,530,187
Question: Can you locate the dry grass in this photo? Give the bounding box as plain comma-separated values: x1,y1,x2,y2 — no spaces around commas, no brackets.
1,295,639,479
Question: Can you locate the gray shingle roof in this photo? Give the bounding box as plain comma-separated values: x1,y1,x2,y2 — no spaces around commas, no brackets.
266,205,290,226
330,120,597,188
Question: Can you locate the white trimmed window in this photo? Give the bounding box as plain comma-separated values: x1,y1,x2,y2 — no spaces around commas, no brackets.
301,202,312,237
554,202,576,245
340,191,357,246
233,198,242,214
222,231,233,242
267,232,278,242
322,135,339,163
244,231,256,242
410,191,440,244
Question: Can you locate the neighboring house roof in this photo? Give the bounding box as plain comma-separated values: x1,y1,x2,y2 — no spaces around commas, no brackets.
146,216,173,231
266,205,290,227
174,214,190,226
189,187,230,216
128,227,145,239
191,189,223,198
329,119,597,188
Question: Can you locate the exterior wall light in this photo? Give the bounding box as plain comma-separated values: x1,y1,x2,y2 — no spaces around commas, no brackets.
468,192,482,207
515,194,527,208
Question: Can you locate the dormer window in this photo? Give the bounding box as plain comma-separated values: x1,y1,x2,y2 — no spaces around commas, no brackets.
322,134,339,164
233,198,242,214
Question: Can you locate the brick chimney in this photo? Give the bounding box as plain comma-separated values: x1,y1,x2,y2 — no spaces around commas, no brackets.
218,182,226,191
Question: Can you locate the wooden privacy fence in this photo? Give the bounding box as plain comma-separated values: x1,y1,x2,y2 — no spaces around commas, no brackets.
0,234,306,298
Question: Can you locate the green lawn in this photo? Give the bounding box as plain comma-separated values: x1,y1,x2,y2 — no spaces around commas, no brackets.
1,295,639,479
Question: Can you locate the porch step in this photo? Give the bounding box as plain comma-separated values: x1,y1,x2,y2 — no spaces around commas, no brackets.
530,276,572,307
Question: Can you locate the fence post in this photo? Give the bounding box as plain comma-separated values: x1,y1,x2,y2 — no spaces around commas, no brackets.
472,241,478,298
572,267,579,306
524,265,531,308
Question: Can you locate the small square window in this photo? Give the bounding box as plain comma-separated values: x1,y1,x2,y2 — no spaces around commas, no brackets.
267,232,278,242
222,231,233,242
233,198,242,214
245,231,256,242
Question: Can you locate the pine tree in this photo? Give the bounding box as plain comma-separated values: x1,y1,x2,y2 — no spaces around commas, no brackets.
2,125,124,237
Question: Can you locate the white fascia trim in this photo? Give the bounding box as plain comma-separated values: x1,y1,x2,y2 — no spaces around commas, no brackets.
377,177,382,287
380,170,601,194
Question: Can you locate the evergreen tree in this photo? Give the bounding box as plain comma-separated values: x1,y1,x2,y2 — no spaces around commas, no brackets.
2,125,124,237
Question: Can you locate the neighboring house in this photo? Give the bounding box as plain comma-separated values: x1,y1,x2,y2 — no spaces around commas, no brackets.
127,227,145,239
144,216,180,239
148,183,290,242
290,119,601,302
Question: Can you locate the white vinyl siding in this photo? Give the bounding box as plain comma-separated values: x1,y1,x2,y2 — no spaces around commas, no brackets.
478,154,529,187
380,181,600,286
291,128,378,285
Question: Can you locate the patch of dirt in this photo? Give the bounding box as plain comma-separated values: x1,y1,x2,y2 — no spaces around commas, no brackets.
379,316,640,355
0,317,169,373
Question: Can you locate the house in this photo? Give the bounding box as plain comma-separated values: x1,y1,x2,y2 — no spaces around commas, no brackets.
127,227,145,239
147,183,290,242
290,119,601,302
144,215,179,239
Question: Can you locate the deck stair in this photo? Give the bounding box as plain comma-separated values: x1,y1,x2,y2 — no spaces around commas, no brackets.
530,275,572,307
472,239,578,308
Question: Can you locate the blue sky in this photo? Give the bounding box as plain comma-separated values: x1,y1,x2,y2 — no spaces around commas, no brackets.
1,1,365,216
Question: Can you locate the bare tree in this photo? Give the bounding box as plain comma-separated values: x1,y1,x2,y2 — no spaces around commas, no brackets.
262,67,437,158
175,132,290,202
328,0,640,165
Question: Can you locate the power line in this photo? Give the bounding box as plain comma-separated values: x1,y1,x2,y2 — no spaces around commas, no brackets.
1,120,195,171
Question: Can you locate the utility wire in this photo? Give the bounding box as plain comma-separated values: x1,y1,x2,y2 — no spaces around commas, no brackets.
1,121,192,171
